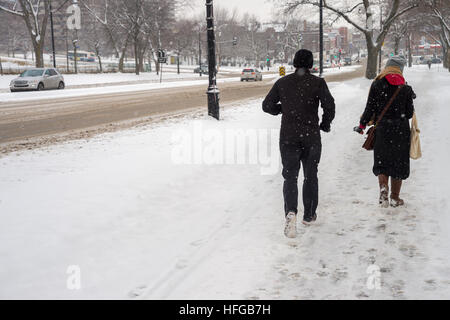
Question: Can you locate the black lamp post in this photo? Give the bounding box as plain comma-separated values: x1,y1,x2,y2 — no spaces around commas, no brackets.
206,0,220,120
198,30,202,77
50,1,57,68
319,0,324,77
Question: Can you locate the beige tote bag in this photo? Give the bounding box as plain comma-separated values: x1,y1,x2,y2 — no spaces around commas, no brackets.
410,112,422,160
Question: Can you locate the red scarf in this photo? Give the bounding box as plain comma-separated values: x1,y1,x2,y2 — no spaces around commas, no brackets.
385,73,405,85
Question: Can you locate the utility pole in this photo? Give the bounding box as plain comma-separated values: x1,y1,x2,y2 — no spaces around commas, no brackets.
50,1,57,68
319,0,324,77
206,0,220,120
198,30,202,77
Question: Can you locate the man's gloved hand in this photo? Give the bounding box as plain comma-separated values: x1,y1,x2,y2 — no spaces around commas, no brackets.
320,122,331,133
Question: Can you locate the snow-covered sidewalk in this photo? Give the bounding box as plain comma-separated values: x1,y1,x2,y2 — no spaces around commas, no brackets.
0,66,449,299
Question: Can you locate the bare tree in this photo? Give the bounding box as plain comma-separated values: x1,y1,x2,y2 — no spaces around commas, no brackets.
278,0,420,79
242,13,266,67
0,0,50,67
423,0,450,70
390,17,413,55
81,0,134,72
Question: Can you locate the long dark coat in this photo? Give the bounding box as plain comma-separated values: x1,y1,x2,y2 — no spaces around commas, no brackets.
361,77,415,180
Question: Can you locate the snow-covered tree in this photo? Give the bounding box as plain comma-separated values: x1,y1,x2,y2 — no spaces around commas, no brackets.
277,0,420,79
0,0,50,67
423,0,450,70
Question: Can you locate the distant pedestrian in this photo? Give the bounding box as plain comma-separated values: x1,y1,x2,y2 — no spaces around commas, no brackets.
427,60,432,70
354,56,416,208
263,49,336,238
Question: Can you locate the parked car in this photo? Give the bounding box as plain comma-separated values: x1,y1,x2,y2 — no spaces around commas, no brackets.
10,68,65,92
343,57,352,66
431,58,442,64
194,65,208,74
241,68,263,81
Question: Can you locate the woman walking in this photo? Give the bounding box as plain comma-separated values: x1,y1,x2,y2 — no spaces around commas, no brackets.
355,56,416,208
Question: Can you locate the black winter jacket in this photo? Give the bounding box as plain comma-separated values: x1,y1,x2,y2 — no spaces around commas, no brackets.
263,71,335,144
361,78,415,126
360,77,415,180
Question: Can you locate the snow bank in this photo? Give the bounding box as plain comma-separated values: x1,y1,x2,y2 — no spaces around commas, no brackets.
0,71,228,91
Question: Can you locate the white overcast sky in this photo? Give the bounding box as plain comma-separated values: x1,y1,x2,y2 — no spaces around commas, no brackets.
188,0,276,21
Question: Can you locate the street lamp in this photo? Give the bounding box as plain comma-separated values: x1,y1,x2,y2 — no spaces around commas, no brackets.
319,0,324,77
206,0,220,120
198,27,203,77
50,1,56,68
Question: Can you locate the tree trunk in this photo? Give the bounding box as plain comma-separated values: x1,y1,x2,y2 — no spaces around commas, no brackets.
366,44,380,79
33,42,44,68
394,37,400,55
139,52,145,72
446,50,450,71
119,35,131,73
147,53,152,72
442,45,449,69
119,51,126,73
155,60,160,75
139,42,148,73
134,38,140,76
98,55,103,73
406,33,412,68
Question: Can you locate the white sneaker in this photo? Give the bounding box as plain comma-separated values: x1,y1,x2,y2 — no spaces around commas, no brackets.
284,212,297,238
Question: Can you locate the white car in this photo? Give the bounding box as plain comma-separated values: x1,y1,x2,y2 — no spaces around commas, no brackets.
241,68,263,81
10,68,65,92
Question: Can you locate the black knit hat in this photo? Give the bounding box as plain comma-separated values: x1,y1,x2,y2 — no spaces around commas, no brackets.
293,49,314,69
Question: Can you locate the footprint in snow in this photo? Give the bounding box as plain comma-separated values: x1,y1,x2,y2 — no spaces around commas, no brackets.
399,244,418,258
376,224,387,232
423,279,437,291
176,259,189,269
384,235,397,245
356,291,370,299
190,239,206,247
332,268,349,283
390,280,405,298
128,285,147,299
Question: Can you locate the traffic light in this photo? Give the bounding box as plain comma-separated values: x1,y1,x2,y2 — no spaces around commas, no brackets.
232,37,238,46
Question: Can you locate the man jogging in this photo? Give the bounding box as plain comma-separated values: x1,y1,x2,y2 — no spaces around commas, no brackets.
263,49,335,238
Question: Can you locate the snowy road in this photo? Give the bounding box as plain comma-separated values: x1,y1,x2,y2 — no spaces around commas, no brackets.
0,65,364,152
0,65,449,299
